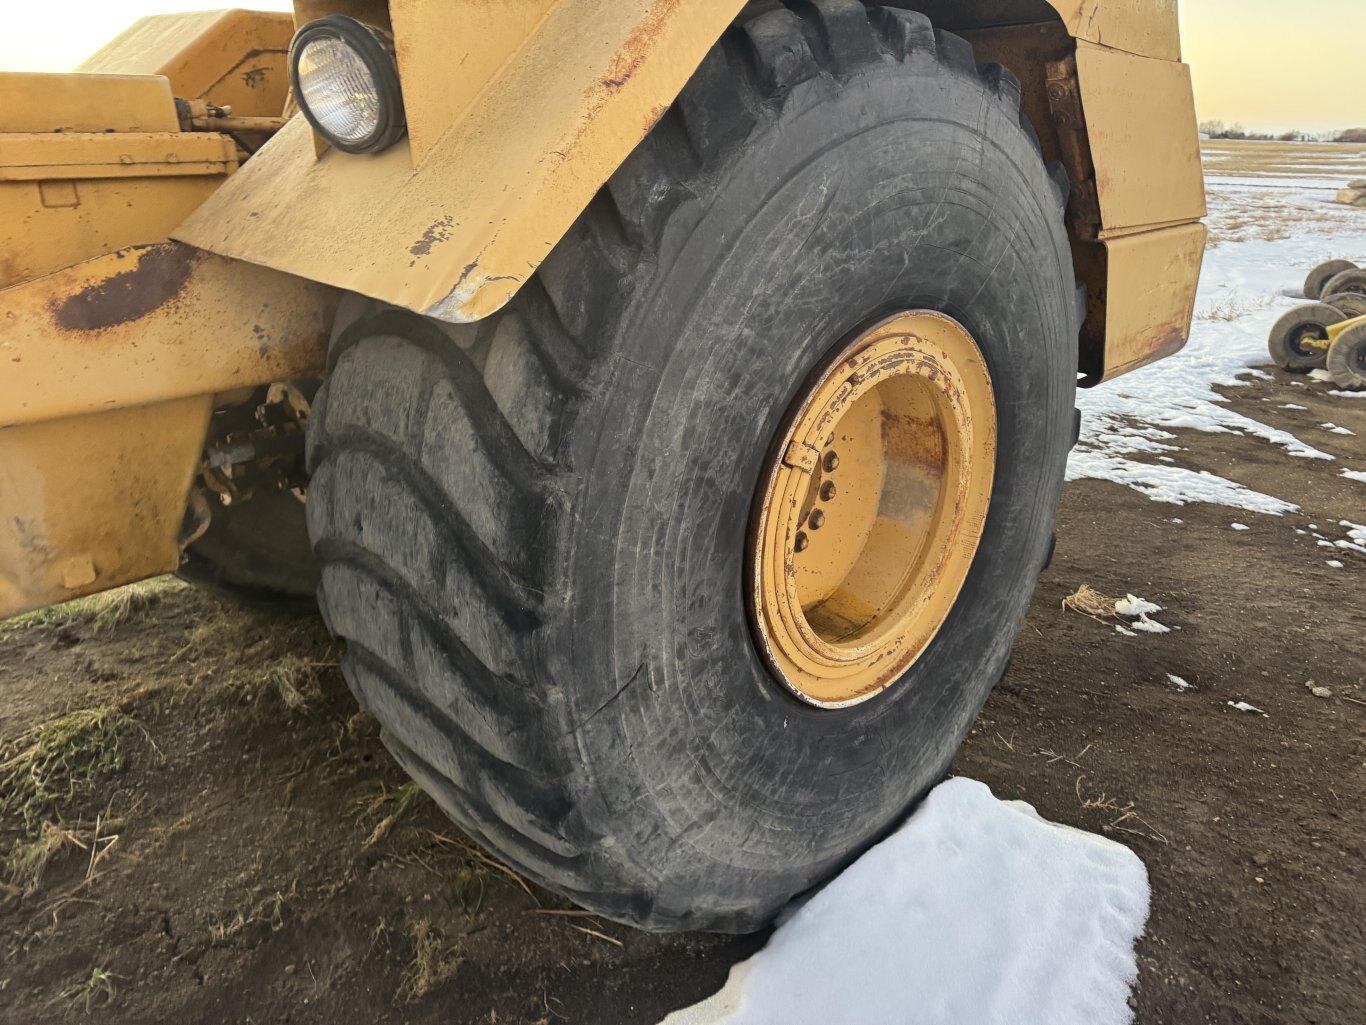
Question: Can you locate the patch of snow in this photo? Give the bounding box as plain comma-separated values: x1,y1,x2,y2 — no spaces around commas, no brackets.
1309,370,1335,383
1321,423,1356,436
1231,522,1250,531
1129,615,1171,635
1330,390,1366,398
1170,518,1184,524
1115,624,1137,637
1317,540,1335,548
1167,674,1193,692
1342,469,1366,483
1227,701,1268,716
659,778,1150,1025
1114,594,1161,617
1327,560,1344,569
1280,403,1308,410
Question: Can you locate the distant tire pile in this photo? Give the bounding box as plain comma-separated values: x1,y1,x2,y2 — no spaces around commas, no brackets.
1267,260,1366,390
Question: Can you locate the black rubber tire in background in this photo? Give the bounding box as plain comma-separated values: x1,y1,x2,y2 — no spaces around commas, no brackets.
306,0,1077,932
179,488,320,610
1304,259,1357,300
1322,267,1366,299
1327,323,1366,391
1267,303,1343,372
1323,292,1366,319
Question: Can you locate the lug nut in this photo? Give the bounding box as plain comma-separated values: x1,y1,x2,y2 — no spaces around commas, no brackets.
795,532,809,552
808,509,826,530
820,481,837,501
823,451,839,472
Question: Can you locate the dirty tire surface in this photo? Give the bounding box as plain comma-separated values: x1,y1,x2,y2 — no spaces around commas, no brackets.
304,2,1076,932
1267,304,1342,371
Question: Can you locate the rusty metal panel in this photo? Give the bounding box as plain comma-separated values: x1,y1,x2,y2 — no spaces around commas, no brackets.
0,244,335,429
174,0,748,324
1084,222,1208,383
77,9,296,120
1071,41,1206,233
0,243,335,618
0,398,211,618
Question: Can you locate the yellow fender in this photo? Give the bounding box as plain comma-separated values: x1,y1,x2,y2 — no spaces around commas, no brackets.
175,0,1204,379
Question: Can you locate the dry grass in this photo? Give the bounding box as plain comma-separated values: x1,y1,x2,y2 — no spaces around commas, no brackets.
0,707,143,836
359,781,426,849
51,966,119,1015
4,815,119,896
398,918,461,1003
431,831,538,903
1196,291,1274,322
1061,583,1121,620
1201,139,1366,178
228,654,330,711
209,882,296,943
1201,140,1366,249
1075,775,1169,845
0,579,183,641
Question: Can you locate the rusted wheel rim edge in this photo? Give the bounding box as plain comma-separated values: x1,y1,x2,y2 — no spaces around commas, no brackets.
748,311,997,709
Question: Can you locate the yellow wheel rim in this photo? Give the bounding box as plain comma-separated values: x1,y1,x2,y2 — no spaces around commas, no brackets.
748,311,997,708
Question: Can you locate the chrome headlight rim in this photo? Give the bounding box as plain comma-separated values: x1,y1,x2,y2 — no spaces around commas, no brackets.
289,15,407,155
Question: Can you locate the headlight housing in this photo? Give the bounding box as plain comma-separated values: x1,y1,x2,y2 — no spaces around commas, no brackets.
289,15,407,155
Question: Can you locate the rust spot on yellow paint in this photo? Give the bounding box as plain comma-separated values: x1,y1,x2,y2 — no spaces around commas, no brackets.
409,215,455,259
50,245,197,333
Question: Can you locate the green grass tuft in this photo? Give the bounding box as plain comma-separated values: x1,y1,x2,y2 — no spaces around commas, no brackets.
0,707,140,836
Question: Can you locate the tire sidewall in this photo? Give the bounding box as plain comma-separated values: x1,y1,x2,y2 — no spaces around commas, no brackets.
553,62,1076,917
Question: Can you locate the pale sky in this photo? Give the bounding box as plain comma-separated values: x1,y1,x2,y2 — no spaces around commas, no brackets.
0,1,1359,135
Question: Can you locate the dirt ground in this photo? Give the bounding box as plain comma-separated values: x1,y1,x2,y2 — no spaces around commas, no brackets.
2,362,1363,1025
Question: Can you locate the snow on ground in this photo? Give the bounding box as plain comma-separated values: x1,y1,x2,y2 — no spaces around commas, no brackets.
660,779,1149,1025
1069,178,1366,516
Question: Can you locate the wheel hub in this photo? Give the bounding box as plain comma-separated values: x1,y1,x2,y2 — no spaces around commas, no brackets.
748,311,997,708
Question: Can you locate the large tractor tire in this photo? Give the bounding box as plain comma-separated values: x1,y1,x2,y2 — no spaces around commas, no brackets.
306,1,1077,932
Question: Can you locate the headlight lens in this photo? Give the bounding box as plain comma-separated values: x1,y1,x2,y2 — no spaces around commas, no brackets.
290,16,406,154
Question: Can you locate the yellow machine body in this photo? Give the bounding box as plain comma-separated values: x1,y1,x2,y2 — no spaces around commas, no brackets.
0,14,336,617
0,0,1206,619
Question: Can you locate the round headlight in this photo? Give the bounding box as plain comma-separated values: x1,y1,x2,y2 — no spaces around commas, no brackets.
289,15,406,154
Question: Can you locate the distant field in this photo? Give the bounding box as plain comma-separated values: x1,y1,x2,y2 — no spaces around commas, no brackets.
1200,139,1366,248
1201,139,1365,182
